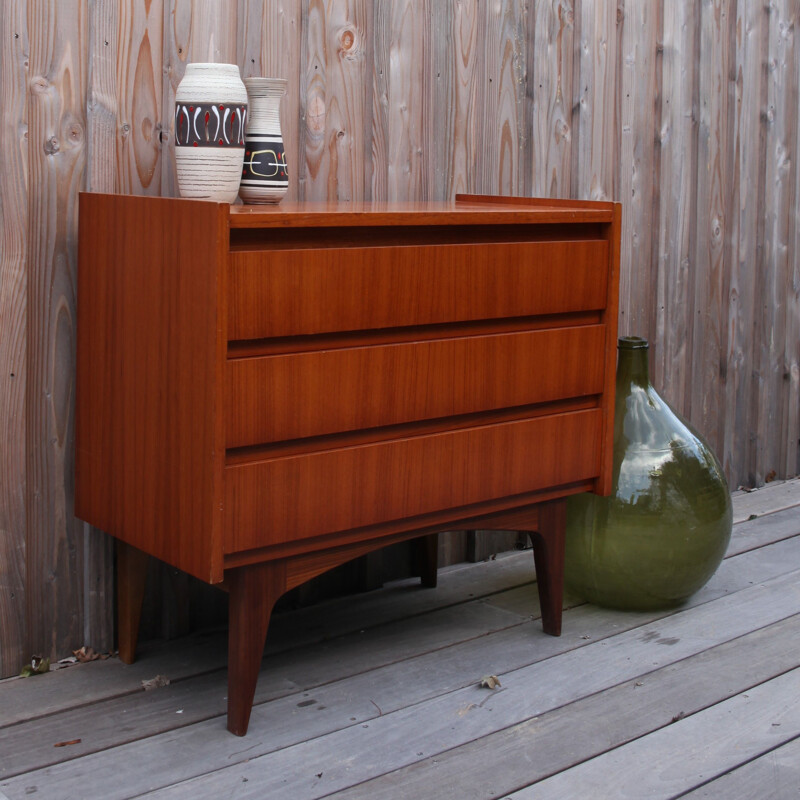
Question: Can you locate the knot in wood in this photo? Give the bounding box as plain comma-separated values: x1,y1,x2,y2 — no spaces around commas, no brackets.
67,123,84,144
44,136,60,155
340,28,355,52
31,75,50,94
338,27,361,60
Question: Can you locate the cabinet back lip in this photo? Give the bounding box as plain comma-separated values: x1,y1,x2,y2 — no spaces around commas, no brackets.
228,201,615,228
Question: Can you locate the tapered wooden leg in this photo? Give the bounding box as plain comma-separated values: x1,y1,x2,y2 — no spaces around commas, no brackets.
117,541,149,664
413,533,439,588
227,561,286,736
527,499,567,637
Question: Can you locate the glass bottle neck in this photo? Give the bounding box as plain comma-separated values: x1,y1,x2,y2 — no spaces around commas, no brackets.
617,338,650,388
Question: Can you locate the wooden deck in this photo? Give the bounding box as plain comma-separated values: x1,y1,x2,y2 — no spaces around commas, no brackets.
2,480,800,799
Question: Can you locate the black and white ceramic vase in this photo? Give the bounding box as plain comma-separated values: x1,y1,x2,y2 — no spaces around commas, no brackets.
239,77,288,203
174,63,248,203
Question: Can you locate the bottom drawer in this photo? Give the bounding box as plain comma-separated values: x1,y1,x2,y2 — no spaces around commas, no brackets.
224,409,602,553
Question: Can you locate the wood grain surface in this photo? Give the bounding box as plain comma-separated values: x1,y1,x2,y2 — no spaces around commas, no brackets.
224,409,602,552
75,194,228,583
527,0,574,198
228,238,609,339
0,0,29,676
25,0,90,665
225,325,606,447
690,0,730,459
2,0,800,677
116,0,163,195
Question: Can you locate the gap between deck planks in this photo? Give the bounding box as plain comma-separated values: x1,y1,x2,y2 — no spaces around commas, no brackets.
3,528,800,797
0,482,796,800
677,736,800,800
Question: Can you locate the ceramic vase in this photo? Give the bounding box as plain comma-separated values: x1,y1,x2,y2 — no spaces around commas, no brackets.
239,77,288,203
174,63,248,203
564,336,733,610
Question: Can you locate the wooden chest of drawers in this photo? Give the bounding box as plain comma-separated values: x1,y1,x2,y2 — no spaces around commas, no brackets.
76,192,620,734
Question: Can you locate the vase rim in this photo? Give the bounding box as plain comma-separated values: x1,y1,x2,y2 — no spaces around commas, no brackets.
618,336,649,350
184,62,240,70
244,76,287,86
244,77,288,95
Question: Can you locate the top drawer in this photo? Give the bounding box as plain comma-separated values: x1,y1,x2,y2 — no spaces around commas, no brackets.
227,239,609,341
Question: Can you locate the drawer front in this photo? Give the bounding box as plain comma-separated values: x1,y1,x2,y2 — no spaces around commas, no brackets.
228,239,609,341
225,324,606,448
223,408,602,552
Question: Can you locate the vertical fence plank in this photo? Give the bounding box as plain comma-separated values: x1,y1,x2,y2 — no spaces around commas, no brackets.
382,0,430,201
368,0,390,199
616,0,660,342
116,0,164,195
239,0,303,202
429,0,480,199
479,0,527,196
327,1,371,201
756,0,795,482
571,0,618,202
26,0,90,660
0,0,29,676
724,0,768,486
300,0,372,201
785,7,800,478
87,0,118,192
653,0,697,410
82,0,118,654
438,0,485,199
528,0,574,198
691,0,731,462
300,0,327,199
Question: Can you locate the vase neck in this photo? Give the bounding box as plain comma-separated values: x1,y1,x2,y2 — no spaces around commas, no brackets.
617,337,651,389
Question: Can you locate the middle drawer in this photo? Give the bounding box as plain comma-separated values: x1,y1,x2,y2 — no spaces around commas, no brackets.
225,324,605,448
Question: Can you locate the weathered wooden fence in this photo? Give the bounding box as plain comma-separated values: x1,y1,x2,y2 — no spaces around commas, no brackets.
1,0,798,677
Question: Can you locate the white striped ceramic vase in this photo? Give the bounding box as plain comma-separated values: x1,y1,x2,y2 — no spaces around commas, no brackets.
174,63,248,203
239,78,288,204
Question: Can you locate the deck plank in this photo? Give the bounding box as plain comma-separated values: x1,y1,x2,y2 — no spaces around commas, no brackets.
1,491,798,798
678,736,800,799
0,550,536,728
508,667,800,799
0,602,525,779
5,542,798,800
731,478,800,522
329,614,800,800
725,504,800,556
3,524,797,770
4,484,794,728
134,567,800,800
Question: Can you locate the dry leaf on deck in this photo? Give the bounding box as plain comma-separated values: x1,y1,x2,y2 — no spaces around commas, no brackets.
20,656,50,678
480,675,501,689
73,646,102,663
142,674,171,691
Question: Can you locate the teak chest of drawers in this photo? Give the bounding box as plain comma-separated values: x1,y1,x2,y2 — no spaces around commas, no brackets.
76,192,620,735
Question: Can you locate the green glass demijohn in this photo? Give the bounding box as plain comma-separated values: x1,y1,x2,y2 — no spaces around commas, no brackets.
564,336,733,610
